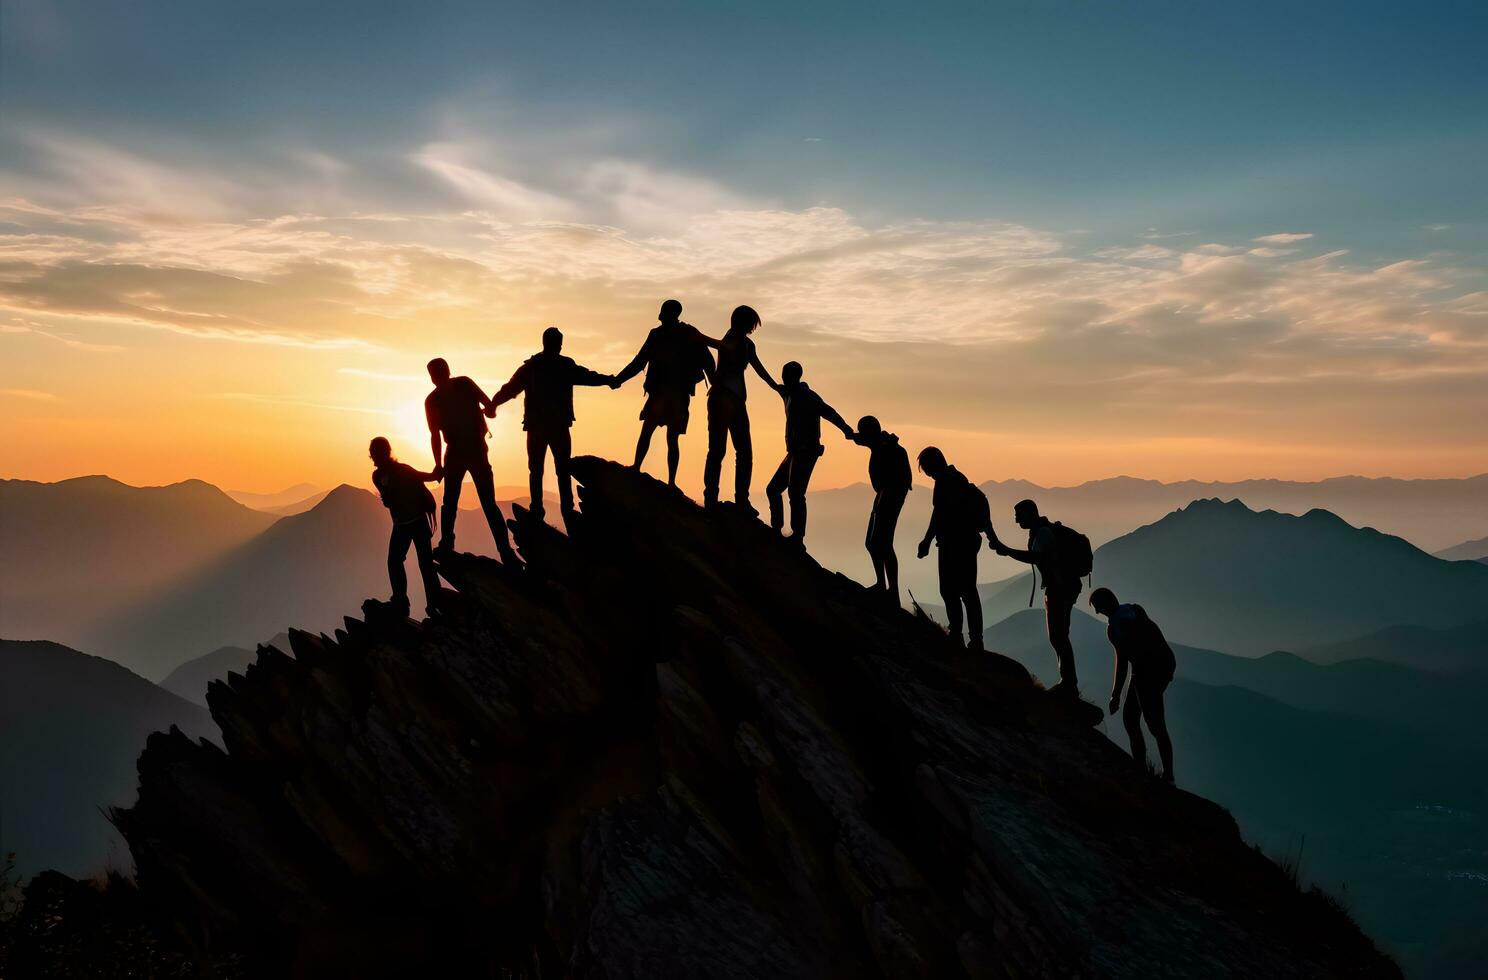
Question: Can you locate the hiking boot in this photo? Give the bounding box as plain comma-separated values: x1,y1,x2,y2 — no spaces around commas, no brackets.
968,636,985,652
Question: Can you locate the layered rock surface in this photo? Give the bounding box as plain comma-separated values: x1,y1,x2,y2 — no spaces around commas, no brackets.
115,458,1400,979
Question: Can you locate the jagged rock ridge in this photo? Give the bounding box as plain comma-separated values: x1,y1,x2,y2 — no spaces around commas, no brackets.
115,458,1399,978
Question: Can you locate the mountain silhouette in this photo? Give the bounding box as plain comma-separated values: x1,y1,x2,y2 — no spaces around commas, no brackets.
1298,619,1488,677
225,482,322,512
1434,533,1488,563
88,459,1398,978
0,477,274,650
794,473,1488,602
86,485,436,679
0,639,215,876
158,632,290,706
980,498,1488,655
983,608,1488,976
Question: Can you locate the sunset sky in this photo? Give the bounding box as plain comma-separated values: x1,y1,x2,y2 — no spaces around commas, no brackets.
2,0,1485,495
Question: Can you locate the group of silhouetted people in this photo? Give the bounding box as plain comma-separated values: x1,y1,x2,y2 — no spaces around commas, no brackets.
368,298,1176,784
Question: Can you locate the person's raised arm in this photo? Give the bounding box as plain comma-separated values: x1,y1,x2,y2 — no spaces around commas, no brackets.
492,363,529,407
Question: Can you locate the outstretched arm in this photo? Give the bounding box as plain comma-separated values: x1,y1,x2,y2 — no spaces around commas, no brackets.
613,337,651,386
492,363,529,407
917,506,938,559
570,363,613,388
749,351,779,392
818,398,854,439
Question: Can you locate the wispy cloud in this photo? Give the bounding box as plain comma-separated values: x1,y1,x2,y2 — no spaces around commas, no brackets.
0,387,58,400
1252,232,1314,245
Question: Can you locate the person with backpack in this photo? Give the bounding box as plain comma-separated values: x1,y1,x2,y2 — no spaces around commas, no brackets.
702,305,779,512
995,499,1090,696
915,447,997,650
424,357,517,564
1089,587,1176,783
491,327,615,526
368,436,441,619
851,415,912,601
765,361,854,545
613,299,717,488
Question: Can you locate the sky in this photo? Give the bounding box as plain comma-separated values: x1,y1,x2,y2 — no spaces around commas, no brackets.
1,0,1486,494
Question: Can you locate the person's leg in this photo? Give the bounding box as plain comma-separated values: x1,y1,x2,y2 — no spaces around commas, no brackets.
526,430,547,518
732,404,753,506
1142,674,1175,783
702,395,727,506
866,497,886,588
963,548,984,650
633,419,657,470
880,493,905,600
438,460,468,552
665,426,682,488
1045,589,1079,689
469,460,515,559
411,524,440,616
938,546,964,645
552,429,574,516
1122,686,1149,771
387,523,412,604
787,450,818,540
765,454,792,531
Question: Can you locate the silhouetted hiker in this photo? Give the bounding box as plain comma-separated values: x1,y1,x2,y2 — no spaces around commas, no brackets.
851,416,912,600
1090,587,1176,783
614,299,716,488
703,305,779,512
492,327,614,524
765,361,854,544
915,447,996,650
424,357,517,563
368,437,441,618
995,500,1091,697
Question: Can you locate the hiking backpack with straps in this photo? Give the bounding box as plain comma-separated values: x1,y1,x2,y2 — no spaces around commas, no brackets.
1026,520,1095,605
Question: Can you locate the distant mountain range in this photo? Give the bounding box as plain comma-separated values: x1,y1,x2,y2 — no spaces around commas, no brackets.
979,498,1488,656
0,477,275,649
0,639,215,876
159,632,290,706
1435,534,1488,563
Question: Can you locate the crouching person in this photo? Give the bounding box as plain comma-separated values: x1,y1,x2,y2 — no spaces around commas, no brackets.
369,436,441,618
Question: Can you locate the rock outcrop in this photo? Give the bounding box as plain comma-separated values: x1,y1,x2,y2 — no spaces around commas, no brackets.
114,458,1399,979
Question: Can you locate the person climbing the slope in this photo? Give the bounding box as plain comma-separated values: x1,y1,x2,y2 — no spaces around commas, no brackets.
424,357,517,563
702,305,779,513
765,360,854,545
915,447,997,650
368,436,441,619
851,415,912,602
995,499,1090,697
491,327,614,526
613,299,716,488
1090,587,1176,783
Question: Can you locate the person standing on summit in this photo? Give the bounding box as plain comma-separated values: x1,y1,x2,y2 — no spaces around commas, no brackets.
368,436,441,619
491,327,615,526
916,447,997,650
702,305,779,512
765,360,854,544
851,416,912,602
995,499,1089,696
613,299,716,488
424,357,517,563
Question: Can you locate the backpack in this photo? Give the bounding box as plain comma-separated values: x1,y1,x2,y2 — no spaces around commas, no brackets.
649,325,709,391
1026,520,1094,605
